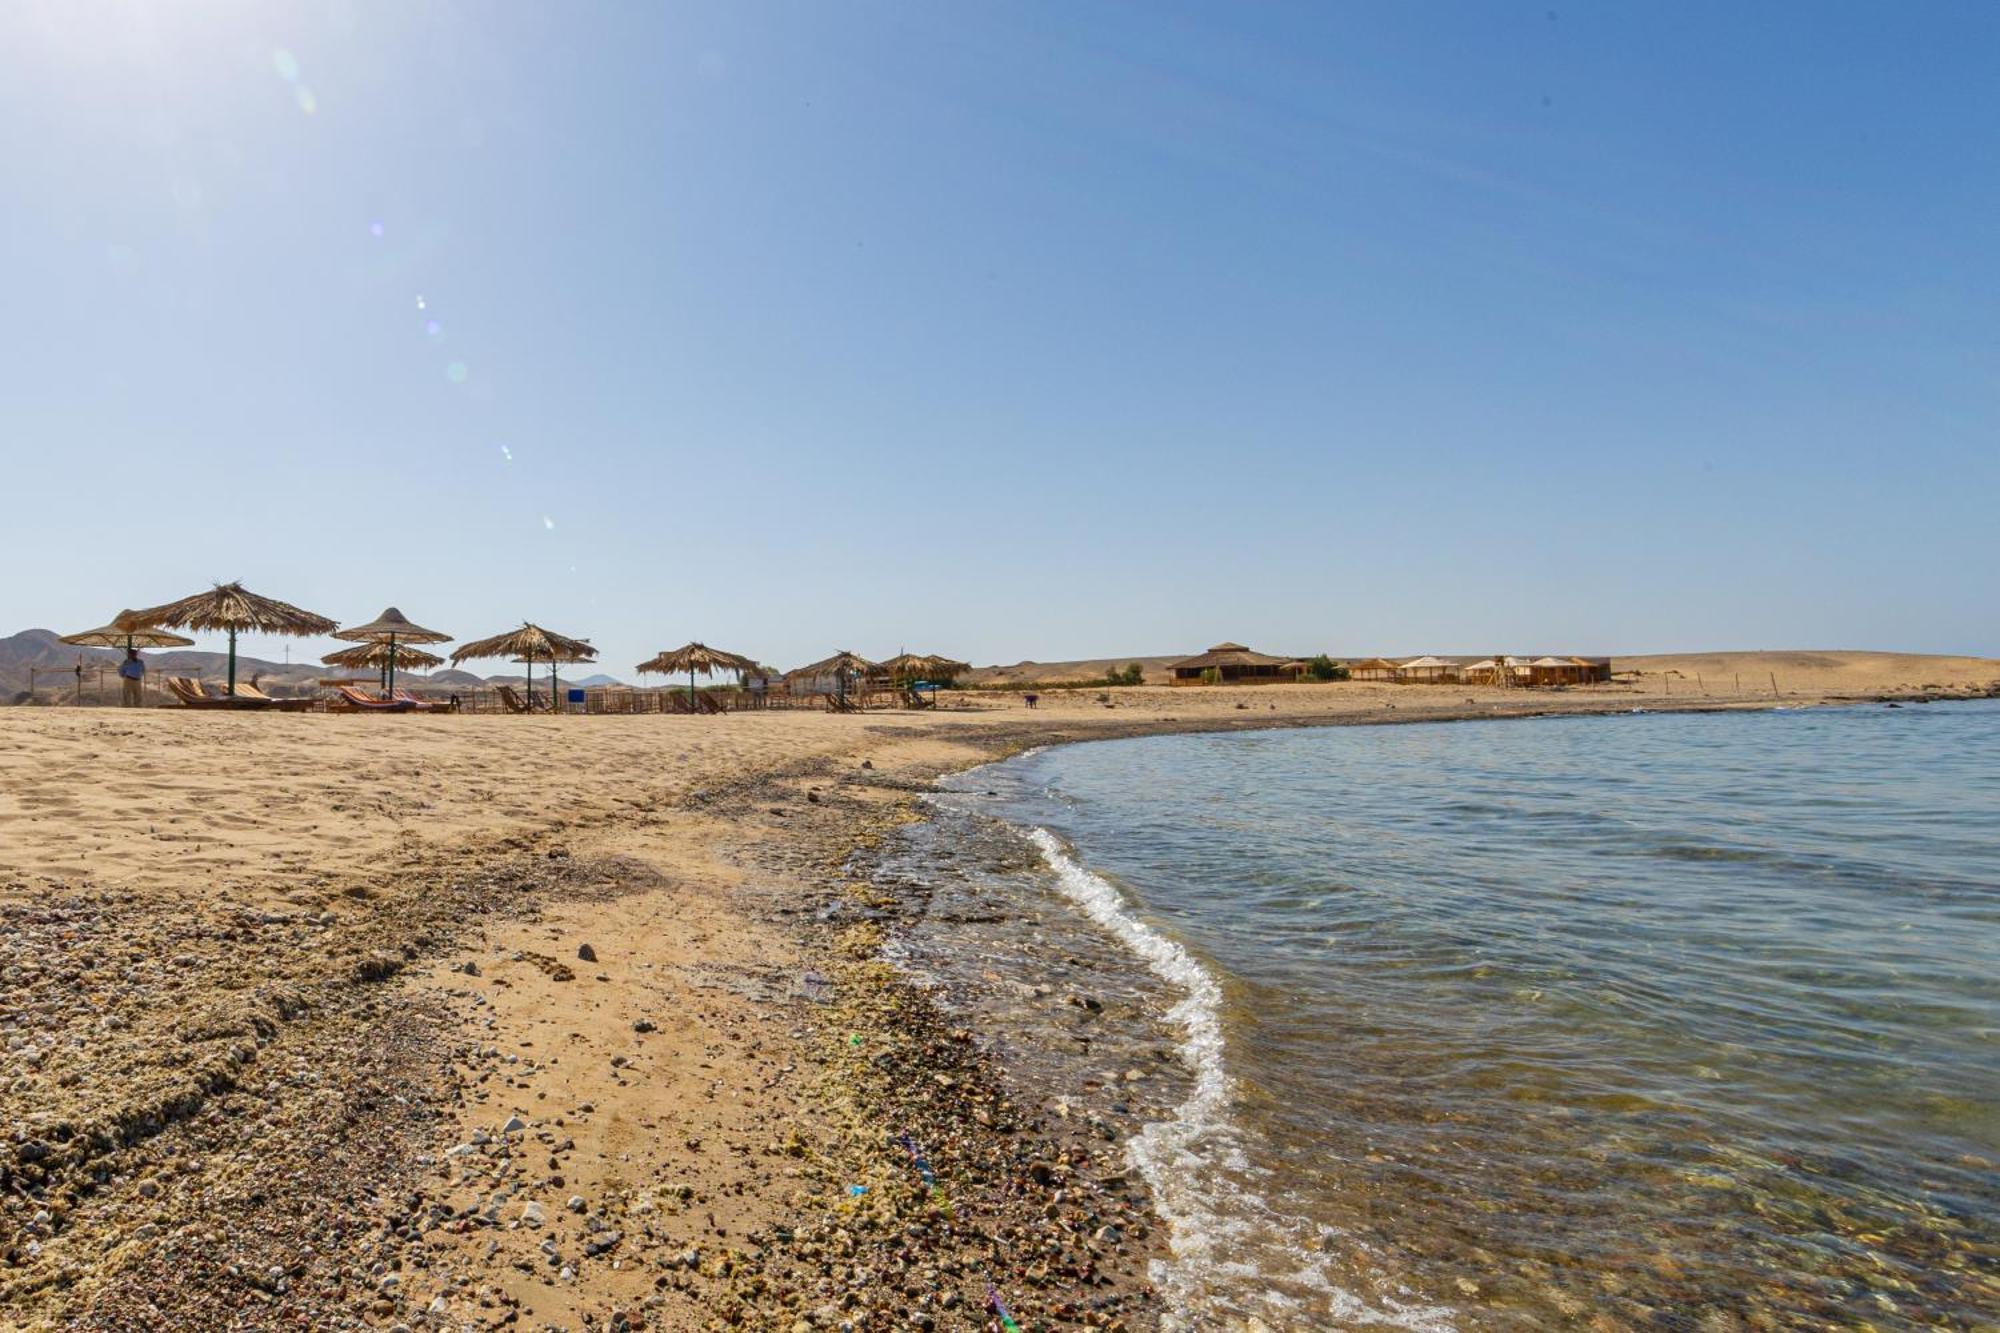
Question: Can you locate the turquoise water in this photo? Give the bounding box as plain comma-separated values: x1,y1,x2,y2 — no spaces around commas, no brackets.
923,702,2000,1328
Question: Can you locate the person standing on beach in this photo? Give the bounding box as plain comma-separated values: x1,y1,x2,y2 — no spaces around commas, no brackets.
118,648,145,707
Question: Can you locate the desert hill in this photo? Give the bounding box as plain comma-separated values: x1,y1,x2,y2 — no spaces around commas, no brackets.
1613,651,2000,695
0,628,622,704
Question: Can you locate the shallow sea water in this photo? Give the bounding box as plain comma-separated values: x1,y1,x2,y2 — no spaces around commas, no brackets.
879,701,2000,1329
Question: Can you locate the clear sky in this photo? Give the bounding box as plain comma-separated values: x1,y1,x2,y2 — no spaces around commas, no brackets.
4,1,1995,672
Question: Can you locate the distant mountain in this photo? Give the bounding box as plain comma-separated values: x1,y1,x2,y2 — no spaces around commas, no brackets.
0,629,109,701
1,627,459,704
965,654,1183,686
0,628,333,703
571,673,626,688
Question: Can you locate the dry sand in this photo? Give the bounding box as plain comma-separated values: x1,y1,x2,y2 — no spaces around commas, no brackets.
0,659,1992,1330
1616,648,2000,695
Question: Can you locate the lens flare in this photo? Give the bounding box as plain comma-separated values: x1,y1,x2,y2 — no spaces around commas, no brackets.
295,86,318,115
542,516,556,531
446,361,468,383
415,295,427,310
369,221,384,238
272,49,300,82
500,445,513,461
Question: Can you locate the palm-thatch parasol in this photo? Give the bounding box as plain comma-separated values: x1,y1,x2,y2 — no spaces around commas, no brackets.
786,650,880,707
121,582,337,696
321,641,446,687
637,642,758,708
60,612,195,653
452,623,597,714
333,607,451,695
879,653,970,684
60,612,196,704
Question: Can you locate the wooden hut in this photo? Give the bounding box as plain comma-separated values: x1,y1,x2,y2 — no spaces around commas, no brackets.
1347,657,1401,682
1571,656,1613,683
1394,655,1462,684
1166,642,1298,686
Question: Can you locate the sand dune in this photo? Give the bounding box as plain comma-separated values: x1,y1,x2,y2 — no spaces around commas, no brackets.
1617,649,1999,693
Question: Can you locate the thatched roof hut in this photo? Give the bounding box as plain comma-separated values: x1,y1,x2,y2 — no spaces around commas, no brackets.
786,651,880,705
121,582,337,696
1166,642,1296,685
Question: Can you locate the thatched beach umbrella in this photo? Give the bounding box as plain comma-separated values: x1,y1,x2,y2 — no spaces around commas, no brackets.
121,582,337,696
879,653,969,684
333,607,451,695
321,641,445,688
60,612,195,653
452,623,596,714
637,641,758,708
60,612,196,705
787,650,880,707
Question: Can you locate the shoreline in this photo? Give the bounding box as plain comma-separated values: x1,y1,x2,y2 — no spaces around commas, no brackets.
898,695,2000,1329
0,687,1971,1329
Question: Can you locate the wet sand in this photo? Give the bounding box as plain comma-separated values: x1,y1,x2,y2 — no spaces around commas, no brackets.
0,676,1986,1330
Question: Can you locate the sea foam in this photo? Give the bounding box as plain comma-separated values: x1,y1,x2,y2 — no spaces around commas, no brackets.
1024,827,1454,1331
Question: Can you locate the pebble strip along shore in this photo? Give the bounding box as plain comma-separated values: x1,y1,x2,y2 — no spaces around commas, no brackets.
0,725,1177,1331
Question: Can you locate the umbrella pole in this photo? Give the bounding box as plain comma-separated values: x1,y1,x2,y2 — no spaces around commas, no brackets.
228,628,238,696
526,654,533,714
552,662,561,715
387,634,398,696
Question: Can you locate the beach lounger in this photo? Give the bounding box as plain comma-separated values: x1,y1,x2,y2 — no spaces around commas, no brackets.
333,685,416,712
165,676,269,709
390,689,454,713
233,682,318,712
497,685,532,714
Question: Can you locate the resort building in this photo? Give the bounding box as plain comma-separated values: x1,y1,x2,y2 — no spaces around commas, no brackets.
1166,642,1301,685
1162,647,1612,688
1394,655,1461,683
1425,655,1614,686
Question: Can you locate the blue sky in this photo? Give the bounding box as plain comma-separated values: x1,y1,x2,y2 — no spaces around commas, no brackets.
3,1,1995,671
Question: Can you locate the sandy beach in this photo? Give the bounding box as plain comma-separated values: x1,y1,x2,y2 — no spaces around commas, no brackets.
2,661,1994,1331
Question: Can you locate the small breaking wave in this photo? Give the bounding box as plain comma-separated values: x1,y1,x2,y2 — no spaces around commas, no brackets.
1023,827,1454,1331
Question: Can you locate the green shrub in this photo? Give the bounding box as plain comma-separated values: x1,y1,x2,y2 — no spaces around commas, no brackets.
1304,654,1348,681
